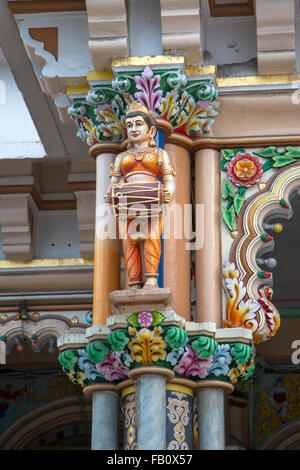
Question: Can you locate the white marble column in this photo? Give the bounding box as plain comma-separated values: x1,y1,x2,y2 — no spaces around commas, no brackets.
196,382,233,450
129,367,174,450
91,389,119,450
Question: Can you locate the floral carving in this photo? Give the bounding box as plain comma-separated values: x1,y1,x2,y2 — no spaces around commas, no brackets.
128,326,166,365
58,310,255,388
222,261,280,343
227,153,263,188
134,66,163,114
68,66,219,144
221,146,300,231
174,345,213,378
96,351,129,381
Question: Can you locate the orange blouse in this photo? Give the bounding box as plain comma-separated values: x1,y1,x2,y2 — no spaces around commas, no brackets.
120,149,161,179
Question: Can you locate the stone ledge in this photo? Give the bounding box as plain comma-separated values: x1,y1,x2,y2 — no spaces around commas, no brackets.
57,333,88,351
215,327,252,343
185,321,216,337
86,325,111,341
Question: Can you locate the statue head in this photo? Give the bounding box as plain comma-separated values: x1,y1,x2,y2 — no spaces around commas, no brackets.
125,102,157,148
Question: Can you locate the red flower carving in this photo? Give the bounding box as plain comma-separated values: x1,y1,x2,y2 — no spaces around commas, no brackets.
227,153,263,187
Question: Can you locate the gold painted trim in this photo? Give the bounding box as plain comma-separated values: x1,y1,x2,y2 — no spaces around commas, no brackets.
217,73,300,88
186,65,217,76
67,85,90,96
0,258,93,269
112,56,185,68
166,383,194,397
121,385,136,398
87,71,115,82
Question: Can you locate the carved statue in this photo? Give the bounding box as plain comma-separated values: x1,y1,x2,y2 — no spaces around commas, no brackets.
105,102,176,289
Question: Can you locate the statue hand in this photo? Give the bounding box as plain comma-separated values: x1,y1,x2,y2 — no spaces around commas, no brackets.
163,189,174,203
104,192,110,204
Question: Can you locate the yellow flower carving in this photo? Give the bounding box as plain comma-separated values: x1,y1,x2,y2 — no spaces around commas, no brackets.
234,159,257,179
128,326,166,365
228,368,240,384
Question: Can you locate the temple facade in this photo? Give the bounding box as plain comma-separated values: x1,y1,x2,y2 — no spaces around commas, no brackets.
0,0,300,451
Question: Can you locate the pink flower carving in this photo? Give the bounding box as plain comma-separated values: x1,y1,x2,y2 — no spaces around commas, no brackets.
174,346,212,378
137,311,154,328
96,351,129,381
134,66,163,113
227,153,263,187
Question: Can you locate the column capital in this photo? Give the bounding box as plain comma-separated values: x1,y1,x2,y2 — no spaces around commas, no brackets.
67,60,219,148
57,305,256,391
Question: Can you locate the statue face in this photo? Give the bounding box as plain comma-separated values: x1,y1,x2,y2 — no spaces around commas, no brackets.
125,115,155,145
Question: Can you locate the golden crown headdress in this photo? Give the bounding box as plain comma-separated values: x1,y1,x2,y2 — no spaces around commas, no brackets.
125,101,153,119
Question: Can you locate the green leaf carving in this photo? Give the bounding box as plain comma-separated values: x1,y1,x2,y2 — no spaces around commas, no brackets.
108,330,129,351
233,148,245,156
192,336,218,360
253,146,278,158
126,312,140,328
151,311,167,326
282,146,300,158
272,156,297,167
86,341,108,364
222,179,236,200
127,311,166,328
230,343,252,366
221,149,235,160
59,349,78,371
233,192,245,215
221,205,236,231
165,327,187,349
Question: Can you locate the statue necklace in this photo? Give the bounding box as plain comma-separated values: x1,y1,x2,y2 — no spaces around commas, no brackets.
128,147,157,162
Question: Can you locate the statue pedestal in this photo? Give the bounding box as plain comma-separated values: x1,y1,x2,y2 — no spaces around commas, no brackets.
109,287,175,315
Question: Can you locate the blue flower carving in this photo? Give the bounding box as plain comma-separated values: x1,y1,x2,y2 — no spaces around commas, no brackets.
207,344,232,377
